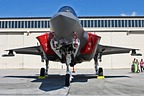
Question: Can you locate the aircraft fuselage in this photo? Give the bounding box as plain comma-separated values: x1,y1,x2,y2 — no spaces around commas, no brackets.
37,6,101,64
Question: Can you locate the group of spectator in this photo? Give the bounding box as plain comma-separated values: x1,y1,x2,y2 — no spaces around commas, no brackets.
132,58,144,73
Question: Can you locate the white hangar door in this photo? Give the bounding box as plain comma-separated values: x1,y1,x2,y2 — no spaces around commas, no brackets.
0,33,24,68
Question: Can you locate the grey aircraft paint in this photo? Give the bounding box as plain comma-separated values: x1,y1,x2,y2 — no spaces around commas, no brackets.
50,6,88,51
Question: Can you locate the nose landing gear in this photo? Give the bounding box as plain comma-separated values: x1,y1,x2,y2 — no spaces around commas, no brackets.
65,53,74,87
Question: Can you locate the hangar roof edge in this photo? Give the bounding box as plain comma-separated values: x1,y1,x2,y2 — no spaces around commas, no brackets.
79,16,144,18
0,16,144,19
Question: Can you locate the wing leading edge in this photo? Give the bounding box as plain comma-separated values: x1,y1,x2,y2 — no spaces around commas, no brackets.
95,44,142,62
2,46,41,57
97,44,141,56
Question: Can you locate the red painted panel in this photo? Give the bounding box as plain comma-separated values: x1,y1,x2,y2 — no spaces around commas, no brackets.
37,32,55,54
81,33,100,54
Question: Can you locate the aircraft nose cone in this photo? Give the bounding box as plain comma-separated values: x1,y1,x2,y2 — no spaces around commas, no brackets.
50,12,78,42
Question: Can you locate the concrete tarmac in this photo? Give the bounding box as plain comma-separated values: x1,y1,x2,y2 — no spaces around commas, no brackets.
0,68,144,96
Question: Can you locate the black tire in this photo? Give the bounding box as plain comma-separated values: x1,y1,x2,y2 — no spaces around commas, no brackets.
65,74,70,87
40,68,45,76
98,67,103,76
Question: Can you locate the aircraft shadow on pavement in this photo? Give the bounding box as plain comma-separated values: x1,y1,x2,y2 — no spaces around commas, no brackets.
4,74,130,92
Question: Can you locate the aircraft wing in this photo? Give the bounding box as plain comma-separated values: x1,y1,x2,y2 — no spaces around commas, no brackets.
97,44,141,56
2,46,41,57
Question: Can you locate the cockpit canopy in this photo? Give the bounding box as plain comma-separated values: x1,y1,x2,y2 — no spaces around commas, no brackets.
58,6,77,16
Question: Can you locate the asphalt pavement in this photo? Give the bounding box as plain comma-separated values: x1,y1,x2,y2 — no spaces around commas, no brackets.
0,68,144,96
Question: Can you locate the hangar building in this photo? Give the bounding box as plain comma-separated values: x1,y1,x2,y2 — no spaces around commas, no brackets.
0,16,144,69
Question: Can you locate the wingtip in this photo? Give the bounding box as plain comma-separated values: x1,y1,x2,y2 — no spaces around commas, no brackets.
131,54,142,56
2,54,15,57
131,49,142,56
2,50,15,57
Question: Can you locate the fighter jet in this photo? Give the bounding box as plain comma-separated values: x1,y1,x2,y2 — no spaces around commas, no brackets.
2,6,141,86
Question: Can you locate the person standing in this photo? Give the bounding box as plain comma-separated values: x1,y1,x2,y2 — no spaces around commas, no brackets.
140,59,144,72
132,58,136,64
131,58,137,73
136,59,140,73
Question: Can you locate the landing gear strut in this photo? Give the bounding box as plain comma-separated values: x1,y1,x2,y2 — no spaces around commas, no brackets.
65,53,73,87
94,54,103,76
45,60,49,75
50,32,80,86
94,54,99,75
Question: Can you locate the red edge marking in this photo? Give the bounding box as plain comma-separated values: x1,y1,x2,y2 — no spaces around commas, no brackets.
81,32,100,54
36,32,55,55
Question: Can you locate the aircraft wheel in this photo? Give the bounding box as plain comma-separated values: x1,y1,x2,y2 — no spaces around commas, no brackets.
98,67,103,76
40,68,45,76
65,74,70,87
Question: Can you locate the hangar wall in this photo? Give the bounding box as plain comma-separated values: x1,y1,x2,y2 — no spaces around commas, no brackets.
0,33,24,68
0,32,143,69
97,32,144,69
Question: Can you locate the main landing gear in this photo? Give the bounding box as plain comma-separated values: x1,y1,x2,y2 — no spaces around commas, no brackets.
94,55,103,76
39,54,74,87
39,60,49,77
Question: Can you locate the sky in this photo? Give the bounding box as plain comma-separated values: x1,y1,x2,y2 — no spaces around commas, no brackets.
0,0,144,17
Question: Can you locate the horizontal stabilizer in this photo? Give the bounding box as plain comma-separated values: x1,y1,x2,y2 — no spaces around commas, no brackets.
131,50,142,56
131,53,142,56
2,50,15,57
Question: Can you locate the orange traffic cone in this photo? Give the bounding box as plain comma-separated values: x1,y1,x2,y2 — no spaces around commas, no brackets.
72,66,75,73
